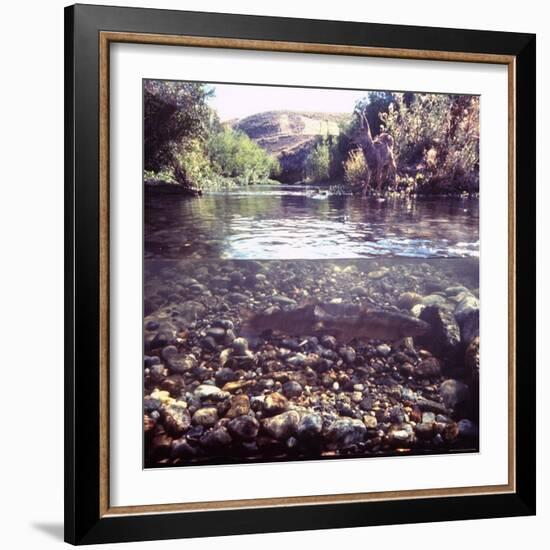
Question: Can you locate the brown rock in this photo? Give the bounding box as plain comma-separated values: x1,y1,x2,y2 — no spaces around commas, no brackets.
192,407,218,428
225,395,250,418
162,403,191,437
222,379,253,393
415,357,442,379
397,292,423,310
263,392,289,416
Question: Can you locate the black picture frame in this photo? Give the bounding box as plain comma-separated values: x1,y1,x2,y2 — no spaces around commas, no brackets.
65,3,536,545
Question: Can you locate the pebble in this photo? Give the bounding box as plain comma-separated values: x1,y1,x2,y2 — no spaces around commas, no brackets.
226,292,248,304
282,381,303,398
422,412,436,424
262,411,300,440
388,423,414,446
149,432,172,461
231,337,249,355
229,271,246,286
144,355,161,367
194,384,224,400
367,269,388,279
162,347,197,373
339,346,356,364
263,392,289,416
225,395,250,418
296,413,323,444
326,418,366,448
287,354,306,367
417,306,462,365
272,295,298,307
377,344,391,356
206,327,226,342
228,415,260,441
171,437,197,459
215,367,237,386
363,415,378,429
200,427,232,448
415,357,442,378
202,336,218,351
162,403,191,437
144,258,480,465
192,407,218,428
212,318,235,330
440,379,470,409
397,292,423,310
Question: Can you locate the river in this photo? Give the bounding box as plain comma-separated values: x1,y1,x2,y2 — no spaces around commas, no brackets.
144,185,479,260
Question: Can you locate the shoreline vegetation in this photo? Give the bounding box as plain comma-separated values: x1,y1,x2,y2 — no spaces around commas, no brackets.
144,82,479,197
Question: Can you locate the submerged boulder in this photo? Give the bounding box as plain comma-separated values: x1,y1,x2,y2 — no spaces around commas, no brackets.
417,306,462,368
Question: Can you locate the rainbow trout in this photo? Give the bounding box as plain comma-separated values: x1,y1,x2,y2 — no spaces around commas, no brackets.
241,303,429,343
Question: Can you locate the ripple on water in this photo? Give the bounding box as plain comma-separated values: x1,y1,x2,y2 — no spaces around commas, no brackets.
145,186,479,260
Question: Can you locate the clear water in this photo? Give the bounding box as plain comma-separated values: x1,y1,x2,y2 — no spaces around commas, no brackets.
144,185,479,260
143,187,480,466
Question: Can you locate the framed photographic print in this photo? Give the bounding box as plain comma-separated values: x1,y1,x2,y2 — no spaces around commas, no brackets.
65,3,536,545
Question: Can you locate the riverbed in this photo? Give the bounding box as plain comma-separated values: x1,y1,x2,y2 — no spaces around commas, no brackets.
143,186,480,468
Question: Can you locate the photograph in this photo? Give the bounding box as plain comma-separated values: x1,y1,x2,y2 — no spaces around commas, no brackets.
142,80,481,468
59,2,537,544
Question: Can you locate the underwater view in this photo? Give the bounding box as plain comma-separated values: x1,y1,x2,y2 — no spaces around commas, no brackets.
143,81,480,468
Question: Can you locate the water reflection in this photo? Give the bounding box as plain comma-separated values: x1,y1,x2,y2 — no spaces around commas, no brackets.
144,185,479,260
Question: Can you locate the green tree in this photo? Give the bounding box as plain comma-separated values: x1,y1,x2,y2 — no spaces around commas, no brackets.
208,128,280,185
143,80,213,175
305,138,331,182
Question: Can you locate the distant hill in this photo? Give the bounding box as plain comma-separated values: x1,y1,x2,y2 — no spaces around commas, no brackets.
228,110,351,182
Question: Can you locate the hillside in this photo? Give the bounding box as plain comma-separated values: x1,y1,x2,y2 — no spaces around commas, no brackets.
229,110,351,182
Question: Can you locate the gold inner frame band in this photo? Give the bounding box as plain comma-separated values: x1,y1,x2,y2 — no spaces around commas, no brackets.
98,31,516,518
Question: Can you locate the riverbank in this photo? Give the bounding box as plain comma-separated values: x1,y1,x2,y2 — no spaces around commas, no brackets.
143,258,479,468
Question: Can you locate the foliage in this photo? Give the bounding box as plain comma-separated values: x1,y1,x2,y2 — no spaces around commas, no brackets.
208,128,280,185
343,149,369,190
380,93,479,192
143,80,479,194
327,92,394,183
144,81,279,190
173,138,213,187
304,138,331,182
143,80,213,173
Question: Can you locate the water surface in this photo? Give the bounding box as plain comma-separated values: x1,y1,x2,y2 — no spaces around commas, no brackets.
145,185,479,260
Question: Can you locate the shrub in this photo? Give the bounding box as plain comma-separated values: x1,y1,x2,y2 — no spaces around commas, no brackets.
208,128,280,184
305,138,331,182
343,149,369,191
381,93,479,192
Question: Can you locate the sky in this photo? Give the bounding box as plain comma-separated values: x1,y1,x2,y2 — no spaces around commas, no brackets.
207,83,370,121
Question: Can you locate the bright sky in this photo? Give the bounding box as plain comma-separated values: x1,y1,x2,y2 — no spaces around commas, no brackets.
207,83,370,121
